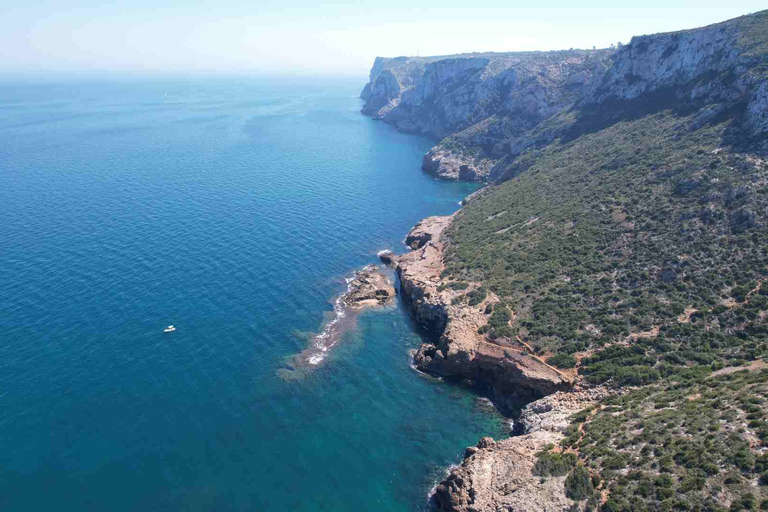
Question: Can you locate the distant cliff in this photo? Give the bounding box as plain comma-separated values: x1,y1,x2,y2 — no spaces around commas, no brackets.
361,11,768,182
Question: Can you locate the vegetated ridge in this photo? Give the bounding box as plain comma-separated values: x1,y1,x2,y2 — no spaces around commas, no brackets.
368,10,768,511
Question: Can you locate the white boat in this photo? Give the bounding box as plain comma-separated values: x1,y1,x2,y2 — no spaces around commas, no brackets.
163,325,176,333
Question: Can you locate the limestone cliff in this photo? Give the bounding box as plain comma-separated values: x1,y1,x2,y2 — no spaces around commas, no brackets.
362,10,768,182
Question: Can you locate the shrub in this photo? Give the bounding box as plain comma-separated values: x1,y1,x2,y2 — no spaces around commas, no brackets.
533,451,577,477
548,353,578,369
565,465,594,500
489,306,512,329
467,288,487,306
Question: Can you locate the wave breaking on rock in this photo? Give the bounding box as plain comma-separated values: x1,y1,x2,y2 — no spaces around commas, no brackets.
280,265,396,378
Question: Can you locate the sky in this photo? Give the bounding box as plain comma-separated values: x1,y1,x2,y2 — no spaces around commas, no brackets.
0,0,765,76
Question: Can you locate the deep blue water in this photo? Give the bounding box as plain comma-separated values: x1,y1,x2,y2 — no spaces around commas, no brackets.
0,76,505,511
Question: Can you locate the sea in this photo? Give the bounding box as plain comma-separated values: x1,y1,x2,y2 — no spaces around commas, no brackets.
0,75,507,511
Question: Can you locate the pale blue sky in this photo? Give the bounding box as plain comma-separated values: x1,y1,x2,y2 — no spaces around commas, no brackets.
0,0,764,75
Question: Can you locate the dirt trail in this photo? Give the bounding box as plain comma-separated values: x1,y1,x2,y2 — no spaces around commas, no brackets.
514,334,570,379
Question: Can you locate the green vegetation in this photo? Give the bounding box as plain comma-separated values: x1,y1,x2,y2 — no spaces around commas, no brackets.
565,464,595,501
548,368,768,510
533,449,578,477
443,104,768,384
434,12,768,509
547,353,578,369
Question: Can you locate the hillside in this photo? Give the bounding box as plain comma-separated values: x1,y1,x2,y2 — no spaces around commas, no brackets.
372,10,768,511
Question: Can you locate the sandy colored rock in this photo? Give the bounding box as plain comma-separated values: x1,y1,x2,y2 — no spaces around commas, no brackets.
433,386,613,512
433,431,574,512
404,216,453,249
388,214,573,409
343,265,396,310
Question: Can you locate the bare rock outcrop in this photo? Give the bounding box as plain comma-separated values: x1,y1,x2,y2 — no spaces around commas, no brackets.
516,385,614,434
422,146,496,182
433,432,572,512
432,386,613,512
343,265,396,310
382,215,573,409
404,215,453,249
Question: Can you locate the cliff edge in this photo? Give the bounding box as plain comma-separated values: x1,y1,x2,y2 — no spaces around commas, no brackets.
381,215,573,411
361,10,768,182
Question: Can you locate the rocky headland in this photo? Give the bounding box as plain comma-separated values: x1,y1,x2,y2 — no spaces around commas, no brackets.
381,215,573,412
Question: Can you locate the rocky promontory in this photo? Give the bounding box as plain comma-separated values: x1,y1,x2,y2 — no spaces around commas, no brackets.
381,215,572,410
282,265,395,375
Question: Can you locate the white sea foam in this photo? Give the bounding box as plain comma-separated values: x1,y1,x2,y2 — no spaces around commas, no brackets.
376,248,392,256
307,353,324,365
426,463,460,501
304,267,376,366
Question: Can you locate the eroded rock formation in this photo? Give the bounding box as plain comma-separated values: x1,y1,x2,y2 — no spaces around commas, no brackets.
343,265,396,310
432,386,614,512
381,215,572,410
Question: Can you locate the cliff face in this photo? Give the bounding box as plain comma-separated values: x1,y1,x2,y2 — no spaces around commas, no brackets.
361,10,768,182
589,20,744,104
380,216,572,412
362,50,613,180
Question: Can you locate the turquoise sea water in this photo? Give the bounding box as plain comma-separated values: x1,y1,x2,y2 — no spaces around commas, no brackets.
0,76,506,511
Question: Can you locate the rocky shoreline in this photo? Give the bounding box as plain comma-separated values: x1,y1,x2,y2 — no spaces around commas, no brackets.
432,386,615,512
380,212,605,511
342,265,396,311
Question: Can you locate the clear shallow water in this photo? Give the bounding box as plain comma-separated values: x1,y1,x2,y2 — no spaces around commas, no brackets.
0,76,505,511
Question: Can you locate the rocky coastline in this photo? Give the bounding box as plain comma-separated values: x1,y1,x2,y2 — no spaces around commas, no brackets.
381,214,573,411
432,386,615,512
377,208,596,509
380,209,599,510
365,10,768,510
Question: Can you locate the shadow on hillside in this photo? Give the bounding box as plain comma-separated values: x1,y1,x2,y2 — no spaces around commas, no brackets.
564,88,702,143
